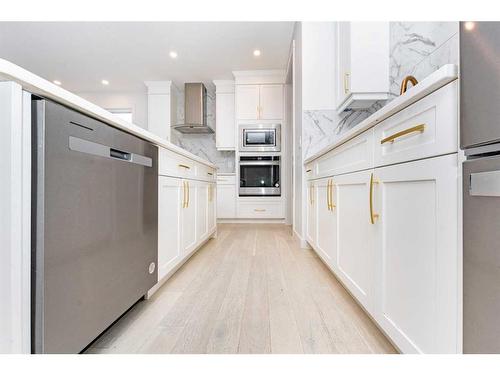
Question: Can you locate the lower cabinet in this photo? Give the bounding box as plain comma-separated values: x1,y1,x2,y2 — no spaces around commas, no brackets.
158,176,183,280
306,181,317,247
334,169,376,312
181,180,198,255
207,182,216,233
305,154,459,353
158,176,217,283
373,154,458,353
315,177,337,268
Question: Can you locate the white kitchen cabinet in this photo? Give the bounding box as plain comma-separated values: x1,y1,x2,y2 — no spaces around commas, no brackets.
373,154,458,353
216,175,236,219
214,80,235,151
335,22,391,113
315,178,337,268
306,181,317,247
207,182,217,233
236,85,260,120
236,84,283,120
259,84,283,120
158,176,183,280
181,180,197,255
196,180,209,242
334,169,376,312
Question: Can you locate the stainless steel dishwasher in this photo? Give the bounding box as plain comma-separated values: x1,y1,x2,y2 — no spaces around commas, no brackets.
31,98,158,353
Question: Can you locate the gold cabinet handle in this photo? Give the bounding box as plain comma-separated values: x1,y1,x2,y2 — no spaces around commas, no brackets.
344,72,350,94
380,124,425,145
254,208,266,212
369,173,379,224
178,164,191,169
306,169,312,173
186,181,190,207
182,181,187,208
328,179,336,211
207,172,213,176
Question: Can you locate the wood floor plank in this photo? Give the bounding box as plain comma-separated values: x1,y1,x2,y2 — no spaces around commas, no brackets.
85,223,396,354
205,229,254,353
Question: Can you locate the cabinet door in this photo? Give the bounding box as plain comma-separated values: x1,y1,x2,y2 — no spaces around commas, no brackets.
236,85,259,120
259,84,283,120
215,92,235,150
181,180,197,255
334,169,375,311
216,184,236,218
207,183,217,233
316,178,337,269
306,181,317,247
196,181,209,242
335,22,351,109
374,154,458,353
158,176,183,280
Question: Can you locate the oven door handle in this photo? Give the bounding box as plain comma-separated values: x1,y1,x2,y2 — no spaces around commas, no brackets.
239,161,280,166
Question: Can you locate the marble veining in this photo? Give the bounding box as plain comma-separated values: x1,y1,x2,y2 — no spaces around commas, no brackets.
171,88,236,173
303,21,459,160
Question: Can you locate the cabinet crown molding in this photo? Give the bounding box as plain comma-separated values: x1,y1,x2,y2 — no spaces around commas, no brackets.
232,70,286,85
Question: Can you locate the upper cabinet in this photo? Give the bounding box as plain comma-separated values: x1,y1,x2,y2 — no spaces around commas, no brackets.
236,84,283,120
213,80,235,151
335,22,391,113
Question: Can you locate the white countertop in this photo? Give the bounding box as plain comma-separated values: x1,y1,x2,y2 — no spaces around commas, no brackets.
304,64,459,165
0,58,216,169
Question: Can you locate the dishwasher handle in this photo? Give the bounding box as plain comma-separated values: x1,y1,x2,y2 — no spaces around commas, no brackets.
69,136,152,167
110,148,131,161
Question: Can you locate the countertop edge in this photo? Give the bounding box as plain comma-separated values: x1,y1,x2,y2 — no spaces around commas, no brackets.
0,58,217,169
303,64,459,165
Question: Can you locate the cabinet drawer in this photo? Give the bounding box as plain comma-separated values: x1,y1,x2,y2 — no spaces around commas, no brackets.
159,147,196,179
316,128,374,177
238,201,284,219
217,175,236,185
197,164,216,182
374,80,458,167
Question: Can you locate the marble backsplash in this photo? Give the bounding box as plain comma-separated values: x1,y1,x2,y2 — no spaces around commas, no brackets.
302,21,459,160
170,87,236,173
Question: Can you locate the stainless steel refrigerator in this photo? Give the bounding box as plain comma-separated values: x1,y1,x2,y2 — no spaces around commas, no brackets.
32,98,158,353
461,21,500,353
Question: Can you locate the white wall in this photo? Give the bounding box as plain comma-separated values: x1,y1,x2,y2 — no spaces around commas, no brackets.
76,90,148,129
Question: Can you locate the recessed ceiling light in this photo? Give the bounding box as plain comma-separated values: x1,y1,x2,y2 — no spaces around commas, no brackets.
101,79,109,85
464,21,475,31
53,80,62,86
169,51,178,59
253,49,261,57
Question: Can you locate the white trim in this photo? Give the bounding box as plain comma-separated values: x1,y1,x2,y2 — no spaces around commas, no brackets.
232,69,286,85
0,82,31,354
217,218,286,224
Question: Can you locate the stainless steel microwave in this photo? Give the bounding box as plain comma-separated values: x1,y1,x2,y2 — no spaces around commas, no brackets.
239,124,281,152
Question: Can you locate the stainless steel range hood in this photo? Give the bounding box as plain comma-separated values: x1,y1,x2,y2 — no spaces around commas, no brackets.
173,83,214,134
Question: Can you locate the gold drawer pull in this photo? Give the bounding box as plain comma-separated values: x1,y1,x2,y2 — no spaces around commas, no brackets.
178,164,191,169
380,124,425,145
254,208,266,212
369,173,379,224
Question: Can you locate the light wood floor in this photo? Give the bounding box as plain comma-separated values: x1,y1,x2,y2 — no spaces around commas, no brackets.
85,224,397,354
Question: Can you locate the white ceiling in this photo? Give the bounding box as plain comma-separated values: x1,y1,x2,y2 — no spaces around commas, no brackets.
0,22,294,92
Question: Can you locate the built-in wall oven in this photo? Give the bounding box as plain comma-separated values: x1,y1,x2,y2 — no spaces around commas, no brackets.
239,124,281,152
239,155,280,196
